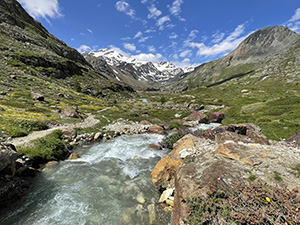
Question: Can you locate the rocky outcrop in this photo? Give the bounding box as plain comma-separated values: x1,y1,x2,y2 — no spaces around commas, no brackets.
152,134,217,204
0,143,18,174
0,145,37,213
151,123,300,224
202,123,269,145
173,136,300,224
285,130,300,147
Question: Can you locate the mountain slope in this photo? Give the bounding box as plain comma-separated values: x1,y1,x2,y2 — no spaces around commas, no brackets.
0,0,137,139
169,26,300,91
163,25,300,140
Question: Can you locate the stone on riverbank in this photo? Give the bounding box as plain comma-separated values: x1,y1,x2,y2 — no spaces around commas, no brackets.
148,124,165,134
0,143,18,174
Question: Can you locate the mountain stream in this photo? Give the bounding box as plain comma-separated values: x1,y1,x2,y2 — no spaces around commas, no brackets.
0,123,219,225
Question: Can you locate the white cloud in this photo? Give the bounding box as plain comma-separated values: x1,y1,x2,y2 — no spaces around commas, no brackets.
141,0,148,4
121,37,131,41
77,45,91,53
134,31,143,39
168,0,185,21
169,32,178,39
18,0,62,20
148,4,162,19
132,53,164,63
289,8,300,22
156,16,171,30
148,45,156,52
187,23,249,57
123,43,137,51
179,50,192,58
145,29,156,33
87,28,93,34
109,45,131,57
188,30,199,41
171,58,198,68
288,21,300,33
287,8,300,33
115,0,136,19
172,54,179,60
212,31,225,43
138,36,150,42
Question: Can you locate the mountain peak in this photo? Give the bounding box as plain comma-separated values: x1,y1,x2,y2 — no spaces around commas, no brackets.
230,25,299,62
84,48,194,82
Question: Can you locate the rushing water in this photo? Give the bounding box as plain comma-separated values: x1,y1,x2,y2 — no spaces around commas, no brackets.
189,123,221,132
0,134,168,225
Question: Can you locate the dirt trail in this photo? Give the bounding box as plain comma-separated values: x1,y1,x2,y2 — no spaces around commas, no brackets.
11,114,100,147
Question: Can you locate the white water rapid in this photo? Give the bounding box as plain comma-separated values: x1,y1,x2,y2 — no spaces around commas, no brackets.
0,134,168,225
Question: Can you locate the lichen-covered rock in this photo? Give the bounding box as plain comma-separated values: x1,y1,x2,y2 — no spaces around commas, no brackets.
172,136,300,224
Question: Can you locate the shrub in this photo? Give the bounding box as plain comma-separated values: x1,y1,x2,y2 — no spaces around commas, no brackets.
19,130,67,161
74,80,82,92
160,96,167,104
185,183,300,225
160,127,190,149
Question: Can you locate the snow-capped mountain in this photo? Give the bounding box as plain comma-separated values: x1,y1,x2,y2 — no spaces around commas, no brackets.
83,48,194,83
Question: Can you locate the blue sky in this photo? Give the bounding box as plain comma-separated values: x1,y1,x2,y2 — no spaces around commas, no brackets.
18,0,300,67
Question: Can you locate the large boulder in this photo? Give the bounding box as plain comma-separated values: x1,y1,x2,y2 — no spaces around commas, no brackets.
139,120,151,125
151,135,217,192
202,123,269,145
148,124,164,134
170,134,199,158
151,156,183,192
63,110,80,118
184,111,208,124
173,139,300,225
0,143,18,174
208,111,225,123
30,92,44,101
